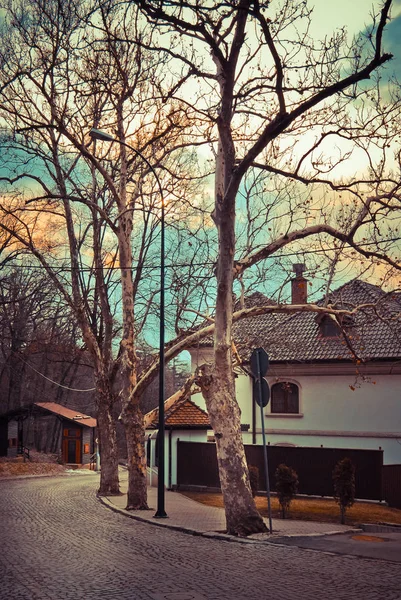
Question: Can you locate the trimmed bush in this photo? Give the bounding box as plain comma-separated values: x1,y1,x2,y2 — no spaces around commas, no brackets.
248,465,259,497
275,463,299,519
333,457,355,524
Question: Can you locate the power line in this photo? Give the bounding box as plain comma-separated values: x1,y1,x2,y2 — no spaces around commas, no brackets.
2,238,400,272
11,351,96,392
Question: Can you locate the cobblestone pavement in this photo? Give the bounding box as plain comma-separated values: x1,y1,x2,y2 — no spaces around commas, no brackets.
1,474,401,600
104,474,356,538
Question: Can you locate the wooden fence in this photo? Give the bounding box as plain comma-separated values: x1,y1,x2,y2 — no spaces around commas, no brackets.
177,441,384,501
383,464,401,508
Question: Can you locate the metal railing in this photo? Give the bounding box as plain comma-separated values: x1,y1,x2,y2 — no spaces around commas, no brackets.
17,446,30,461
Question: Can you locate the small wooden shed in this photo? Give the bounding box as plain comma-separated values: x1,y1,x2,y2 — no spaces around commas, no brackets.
2,402,97,466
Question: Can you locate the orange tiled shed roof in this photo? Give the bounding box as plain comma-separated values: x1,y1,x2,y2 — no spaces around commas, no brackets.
35,402,97,428
146,399,211,430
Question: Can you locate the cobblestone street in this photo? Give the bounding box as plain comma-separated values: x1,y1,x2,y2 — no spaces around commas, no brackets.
1,474,401,600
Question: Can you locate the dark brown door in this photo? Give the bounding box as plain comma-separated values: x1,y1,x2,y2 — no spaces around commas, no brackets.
62,428,82,464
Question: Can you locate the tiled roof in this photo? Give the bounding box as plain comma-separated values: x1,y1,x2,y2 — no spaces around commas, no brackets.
35,402,97,427
233,280,401,362
234,291,276,310
146,398,210,429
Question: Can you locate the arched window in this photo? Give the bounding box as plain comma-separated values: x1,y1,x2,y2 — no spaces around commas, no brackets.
271,382,299,414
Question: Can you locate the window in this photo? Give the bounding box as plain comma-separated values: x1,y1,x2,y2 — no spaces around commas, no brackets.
319,315,341,337
271,382,299,414
317,313,356,338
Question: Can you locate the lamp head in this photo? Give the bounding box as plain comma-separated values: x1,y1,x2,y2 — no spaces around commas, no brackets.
89,128,115,142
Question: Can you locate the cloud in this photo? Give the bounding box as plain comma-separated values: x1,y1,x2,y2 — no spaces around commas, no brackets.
383,13,401,80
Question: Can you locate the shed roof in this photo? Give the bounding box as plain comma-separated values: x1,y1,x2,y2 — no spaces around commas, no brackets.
34,403,97,428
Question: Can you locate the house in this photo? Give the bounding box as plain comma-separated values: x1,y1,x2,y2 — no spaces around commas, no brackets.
146,267,401,490
145,396,211,488
189,267,401,466
1,402,97,466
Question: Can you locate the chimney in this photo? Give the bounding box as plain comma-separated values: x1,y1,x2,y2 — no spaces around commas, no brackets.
291,263,308,304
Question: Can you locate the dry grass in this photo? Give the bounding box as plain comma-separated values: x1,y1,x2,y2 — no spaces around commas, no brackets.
180,491,401,526
0,457,67,478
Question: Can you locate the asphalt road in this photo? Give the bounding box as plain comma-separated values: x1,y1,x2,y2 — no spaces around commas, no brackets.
1,473,401,600
270,530,401,562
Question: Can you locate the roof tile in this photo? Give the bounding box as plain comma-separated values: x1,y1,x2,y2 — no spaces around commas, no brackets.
233,280,401,362
146,399,210,429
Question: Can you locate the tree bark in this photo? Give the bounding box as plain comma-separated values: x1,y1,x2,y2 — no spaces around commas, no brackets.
197,364,267,536
200,101,267,533
120,398,149,510
96,382,120,496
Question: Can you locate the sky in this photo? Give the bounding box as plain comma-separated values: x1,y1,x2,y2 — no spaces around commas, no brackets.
1,0,400,299
311,0,401,36
309,0,401,78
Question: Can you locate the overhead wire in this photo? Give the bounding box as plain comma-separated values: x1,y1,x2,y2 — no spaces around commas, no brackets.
2,236,400,272
8,349,96,392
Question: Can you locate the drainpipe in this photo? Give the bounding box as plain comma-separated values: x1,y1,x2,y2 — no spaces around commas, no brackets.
252,386,256,445
168,429,172,489
95,436,100,472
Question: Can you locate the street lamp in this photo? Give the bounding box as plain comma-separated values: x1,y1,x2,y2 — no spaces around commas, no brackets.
89,127,167,518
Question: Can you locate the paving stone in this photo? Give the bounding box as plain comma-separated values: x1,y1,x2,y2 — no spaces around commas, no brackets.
0,474,401,600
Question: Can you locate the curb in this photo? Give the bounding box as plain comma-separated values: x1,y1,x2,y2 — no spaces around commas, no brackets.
97,494,360,545
361,523,401,533
0,472,69,481
0,469,99,482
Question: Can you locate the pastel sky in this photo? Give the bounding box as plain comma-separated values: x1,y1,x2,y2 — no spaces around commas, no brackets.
310,0,401,36
309,0,401,78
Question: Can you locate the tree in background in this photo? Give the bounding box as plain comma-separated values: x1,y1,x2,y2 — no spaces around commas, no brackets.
333,457,356,524
0,0,204,501
0,267,93,417
135,0,399,535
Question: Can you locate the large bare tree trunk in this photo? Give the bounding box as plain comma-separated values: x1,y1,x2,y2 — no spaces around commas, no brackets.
120,399,149,510
96,382,120,496
114,107,150,510
196,135,267,535
198,364,267,536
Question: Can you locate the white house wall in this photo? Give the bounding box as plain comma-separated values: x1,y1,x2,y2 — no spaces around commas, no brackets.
246,372,401,464
7,420,18,457
146,428,208,488
188,352,401,464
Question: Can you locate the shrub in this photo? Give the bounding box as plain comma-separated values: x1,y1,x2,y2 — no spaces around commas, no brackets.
248,465,259,497
333,457,355,524
275,463,298,519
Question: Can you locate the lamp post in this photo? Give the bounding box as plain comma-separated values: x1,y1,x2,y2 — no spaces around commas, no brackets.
89,128,167,518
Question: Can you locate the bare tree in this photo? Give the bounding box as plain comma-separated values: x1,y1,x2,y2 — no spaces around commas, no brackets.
133,0,400,535
1,0,399,534
0,0,205,501
0,267,89,415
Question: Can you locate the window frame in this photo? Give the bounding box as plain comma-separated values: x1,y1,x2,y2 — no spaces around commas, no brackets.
269,381,301,415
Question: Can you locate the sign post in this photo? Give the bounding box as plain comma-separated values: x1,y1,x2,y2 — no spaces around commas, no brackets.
250,347,273,533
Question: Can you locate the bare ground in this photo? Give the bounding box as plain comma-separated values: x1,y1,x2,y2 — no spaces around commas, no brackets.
180,491,401,526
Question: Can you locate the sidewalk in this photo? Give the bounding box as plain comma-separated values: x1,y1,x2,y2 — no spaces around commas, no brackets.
99,473,358,543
